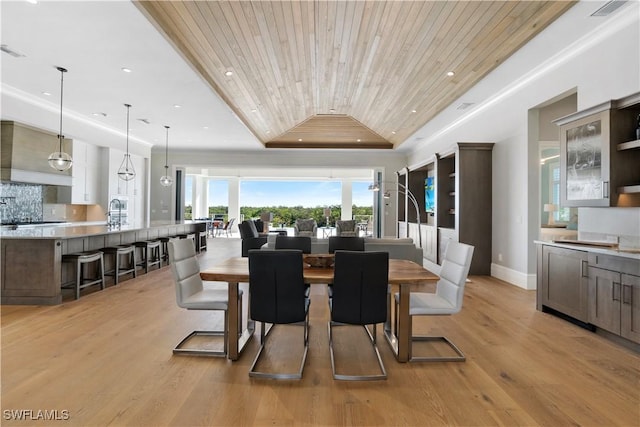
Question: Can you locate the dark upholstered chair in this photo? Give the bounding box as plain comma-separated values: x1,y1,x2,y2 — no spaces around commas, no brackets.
248,250,310,379
394,241,473,362
275,236,312,253
328,236,365,253
329,251,389,380
335,220,358,237
238,220,268,257
168,239,243,357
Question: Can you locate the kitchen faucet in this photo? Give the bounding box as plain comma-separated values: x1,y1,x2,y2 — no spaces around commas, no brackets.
108,198,123,229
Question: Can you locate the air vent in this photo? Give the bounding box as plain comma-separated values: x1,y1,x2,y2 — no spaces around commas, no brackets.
456,102,475,110
591,0,626,16
137,118,150,125
0,45,25,58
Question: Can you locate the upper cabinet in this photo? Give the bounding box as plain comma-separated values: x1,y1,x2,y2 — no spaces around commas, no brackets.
69,140,101,204
555,92,640,207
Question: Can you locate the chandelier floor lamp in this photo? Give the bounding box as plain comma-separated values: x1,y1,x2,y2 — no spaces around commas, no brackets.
369,181,422,248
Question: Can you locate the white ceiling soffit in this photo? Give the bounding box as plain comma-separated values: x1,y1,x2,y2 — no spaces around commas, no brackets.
0,0,261,153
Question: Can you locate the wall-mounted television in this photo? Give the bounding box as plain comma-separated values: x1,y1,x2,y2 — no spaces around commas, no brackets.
424,176,435,213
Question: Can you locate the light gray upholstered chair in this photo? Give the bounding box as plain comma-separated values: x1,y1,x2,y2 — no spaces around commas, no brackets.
168,239,242,357
335,220,357,237
294,219,317,237
395,240,474,362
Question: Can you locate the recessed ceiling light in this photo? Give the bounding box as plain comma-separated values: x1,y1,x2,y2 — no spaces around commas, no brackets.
411,109,417,113
173,104,181,108
391,131,397,135
92,112,107,117
121,67,132,73
266,130,271,134
225,70,233,76
41,91,51,96
329,109,336,113
251,109,257,113
25,0,38,4
298,138,303,142
203,126,209,130
447,71,455,77
356,139,361,142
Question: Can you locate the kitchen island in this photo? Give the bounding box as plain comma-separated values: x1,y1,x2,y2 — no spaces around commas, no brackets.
1,221,207,305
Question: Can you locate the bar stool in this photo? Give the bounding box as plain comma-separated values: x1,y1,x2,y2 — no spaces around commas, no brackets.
61,251,105,300
102,244,137,285
199,232,207,252
135,240,162,274
159,237,171,264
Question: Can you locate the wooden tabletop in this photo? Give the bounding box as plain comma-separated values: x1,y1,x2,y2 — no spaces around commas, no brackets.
200,257,437,284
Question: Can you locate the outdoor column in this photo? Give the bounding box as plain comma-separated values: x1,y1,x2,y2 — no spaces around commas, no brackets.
341,179,353,220
194,176,207,219
228,177,240,225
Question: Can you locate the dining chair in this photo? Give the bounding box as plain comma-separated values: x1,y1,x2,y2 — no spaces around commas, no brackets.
168,239,243,357
328,236,365,253
329,251,389,380
248,249,310,379
394,240,474,362
275,236,312,253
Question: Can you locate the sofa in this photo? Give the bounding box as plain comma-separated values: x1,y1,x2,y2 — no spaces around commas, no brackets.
262,235,423,264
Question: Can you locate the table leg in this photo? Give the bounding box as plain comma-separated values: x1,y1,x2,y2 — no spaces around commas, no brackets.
383,282,410,362
227,281,255,361
396,282,411,362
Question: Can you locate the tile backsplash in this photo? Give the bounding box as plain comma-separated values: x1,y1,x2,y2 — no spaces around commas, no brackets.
0,182,43,223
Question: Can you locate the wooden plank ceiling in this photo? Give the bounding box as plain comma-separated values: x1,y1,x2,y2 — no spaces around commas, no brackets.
136,1,574,149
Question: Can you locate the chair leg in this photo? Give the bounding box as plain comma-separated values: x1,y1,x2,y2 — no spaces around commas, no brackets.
394,295,465,362
249,318,308,380
328,321,387,381
173,309,228,357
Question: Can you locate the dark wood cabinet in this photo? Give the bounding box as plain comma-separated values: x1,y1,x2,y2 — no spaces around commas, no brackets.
555,92,640,207
539,245,589,322
588,253,640,344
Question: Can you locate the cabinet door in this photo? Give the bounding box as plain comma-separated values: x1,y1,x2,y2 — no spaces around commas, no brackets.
621,274,640,344
588,267,621,334
559,110,611,207
541,246,589,322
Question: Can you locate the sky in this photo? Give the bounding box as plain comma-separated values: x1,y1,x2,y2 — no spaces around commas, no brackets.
186,179,374,207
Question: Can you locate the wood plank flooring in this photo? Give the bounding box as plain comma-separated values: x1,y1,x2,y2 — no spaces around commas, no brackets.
2,237,638,426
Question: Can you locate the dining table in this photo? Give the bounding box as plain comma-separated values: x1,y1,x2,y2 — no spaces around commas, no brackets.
200,256,438,362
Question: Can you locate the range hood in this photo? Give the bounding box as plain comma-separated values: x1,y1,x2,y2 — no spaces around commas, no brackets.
1,121,72,186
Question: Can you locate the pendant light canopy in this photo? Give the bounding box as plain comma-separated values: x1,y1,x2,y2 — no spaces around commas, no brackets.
117,103,136,181
160,125,173,187
48,66,73,171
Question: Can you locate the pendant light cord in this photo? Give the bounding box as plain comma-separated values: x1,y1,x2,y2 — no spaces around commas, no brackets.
124,103,131,156
164,125,170,168
57,67,67,152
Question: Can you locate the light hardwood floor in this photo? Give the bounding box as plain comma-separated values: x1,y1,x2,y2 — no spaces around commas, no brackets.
1,238,638,426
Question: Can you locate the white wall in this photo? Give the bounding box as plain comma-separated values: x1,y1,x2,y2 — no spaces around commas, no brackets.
404,1,640,288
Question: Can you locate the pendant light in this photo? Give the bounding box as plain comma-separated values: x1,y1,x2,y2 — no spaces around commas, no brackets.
117,103,136,181
159,125,173,187
47,66,73,171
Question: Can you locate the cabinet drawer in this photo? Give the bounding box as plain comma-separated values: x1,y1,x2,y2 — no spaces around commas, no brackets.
588,253,640,276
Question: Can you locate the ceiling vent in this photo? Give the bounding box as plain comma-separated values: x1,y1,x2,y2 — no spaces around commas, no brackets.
0,45,25,58
137,118,150,125
591,0,627,16
456,102,475,110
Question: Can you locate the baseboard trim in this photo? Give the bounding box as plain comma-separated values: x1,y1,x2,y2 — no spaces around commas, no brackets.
491,263,536,290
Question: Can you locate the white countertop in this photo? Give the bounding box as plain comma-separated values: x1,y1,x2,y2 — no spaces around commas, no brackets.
535,240,640,260
0,220,206,239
